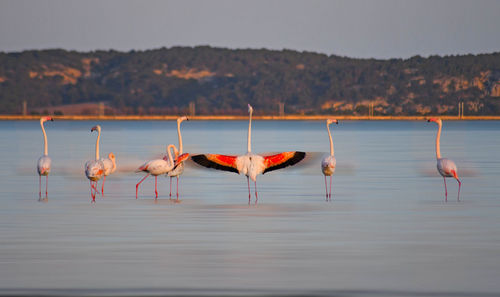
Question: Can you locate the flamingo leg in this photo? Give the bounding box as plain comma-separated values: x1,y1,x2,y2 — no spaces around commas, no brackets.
324,175,328,200
91,181,100,196
39,175,42,198
169,177,172,197
456,178,461,201
247,176,251,203
254,180,258,204
45,175,48,198
89,181,95,201
101,176,106,195
176,176,179,198
443,177,448,202
136,173,150,199
154,175,158,198
329,175,333,201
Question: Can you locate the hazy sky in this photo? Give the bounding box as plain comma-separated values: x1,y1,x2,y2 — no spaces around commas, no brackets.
0,0,499,59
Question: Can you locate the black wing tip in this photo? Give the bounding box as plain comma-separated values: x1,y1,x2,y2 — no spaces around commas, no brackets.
263,151,306,174
191,154,239,174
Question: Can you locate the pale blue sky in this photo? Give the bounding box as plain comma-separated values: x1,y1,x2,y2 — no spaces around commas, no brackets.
0,0,499,58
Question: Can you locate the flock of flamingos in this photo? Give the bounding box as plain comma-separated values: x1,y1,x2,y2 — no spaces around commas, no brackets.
36,104,462,203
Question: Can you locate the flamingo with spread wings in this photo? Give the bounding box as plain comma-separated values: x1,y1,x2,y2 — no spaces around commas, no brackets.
191,104,306,203
321,119,338,201
37,116,54,199
427,118,461,201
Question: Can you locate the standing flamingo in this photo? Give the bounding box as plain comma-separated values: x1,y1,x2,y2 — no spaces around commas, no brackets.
37,116,54,198
427,118,461,201
191,104,306,203
321,119,338,201
85,125,105,201
136,144,189,199
101,152,116,195
167,116,189,198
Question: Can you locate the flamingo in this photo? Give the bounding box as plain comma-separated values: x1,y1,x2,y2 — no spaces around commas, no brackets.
101,152,116,195
136,144,189,199
167,116,189,198
37,116,54,198
85,125,105,201
191,104,306,203
427,118,461,201
321,119,338,201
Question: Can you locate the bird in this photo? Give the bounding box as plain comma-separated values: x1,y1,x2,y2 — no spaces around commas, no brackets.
37,116,54,199
427,118,461,201
191,104,306,203
167,116,189,198
85,125,105,202
321,119,338,201
101,152,116,195
136,144,189,199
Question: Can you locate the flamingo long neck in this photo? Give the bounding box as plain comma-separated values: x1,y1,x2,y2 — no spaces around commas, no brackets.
177,120,183,154
166,144,175,164
435,121,442,159
327,123,334,156
95,129,101,160
247,109,252,153
40,119,48,156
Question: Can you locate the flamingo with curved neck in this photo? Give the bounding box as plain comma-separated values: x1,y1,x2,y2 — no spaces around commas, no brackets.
427,118,461,201
167,116,189,198
136,144,188,199
85,125,105,201
37,116,54,198
191,104,306,203
321,119,338,200
101,152,116,195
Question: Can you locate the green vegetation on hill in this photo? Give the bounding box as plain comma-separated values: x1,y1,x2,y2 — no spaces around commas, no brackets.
1,46,499,115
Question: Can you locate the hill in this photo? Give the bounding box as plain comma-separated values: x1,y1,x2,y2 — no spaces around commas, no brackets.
1,46,499,115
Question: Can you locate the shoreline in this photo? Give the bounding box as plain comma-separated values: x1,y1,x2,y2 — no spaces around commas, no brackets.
1,114,500,121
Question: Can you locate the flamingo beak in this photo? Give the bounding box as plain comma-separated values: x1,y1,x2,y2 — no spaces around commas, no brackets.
91,126,97,132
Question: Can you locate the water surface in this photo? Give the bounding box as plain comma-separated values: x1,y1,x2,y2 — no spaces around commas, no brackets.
0,120,499,296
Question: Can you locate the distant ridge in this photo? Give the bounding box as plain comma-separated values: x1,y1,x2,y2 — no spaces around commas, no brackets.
1,46,499,115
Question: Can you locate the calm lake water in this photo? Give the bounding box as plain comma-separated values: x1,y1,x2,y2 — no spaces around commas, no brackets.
0,120,499,297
